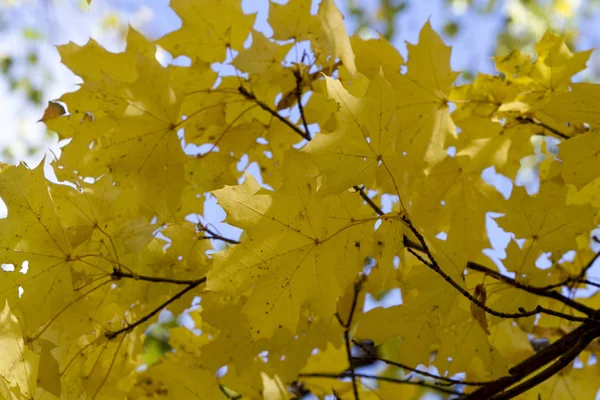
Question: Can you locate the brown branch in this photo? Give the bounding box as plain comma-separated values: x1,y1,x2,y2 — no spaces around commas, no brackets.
293,67,311,138
353,185,384,216
490,326,600,400
402,217,596,323
298,372,465,396
351,339,498,387
533,247,600,292
575,236,600,279
335,276,366,400
111,270,206,286
105,277,205,340
516,115,569,140
466,261,596,317
464,324,600,400
238,85,311,141
200,225,240,245
406,246,542,320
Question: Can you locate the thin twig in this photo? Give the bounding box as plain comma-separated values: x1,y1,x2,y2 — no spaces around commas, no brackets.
351,340,496,386
238,85,311,141
293,67,311,138
105,278,206,340
335,276,366,400
516,115,569,140
404,220,595,324
533,247,600,292
201,225,240,244
111,270,206,286
466,262,596,317
353,185,384,216
298,372,465,396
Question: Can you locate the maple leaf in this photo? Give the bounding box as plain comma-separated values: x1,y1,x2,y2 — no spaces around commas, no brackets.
0,302,40,399
0,164,74,333
498,181,596,261
158,0,256,64
376,22,459,169
208,171,375,339
303,75,399,195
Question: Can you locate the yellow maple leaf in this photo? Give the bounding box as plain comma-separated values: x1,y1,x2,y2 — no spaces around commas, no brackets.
0,302,40,399
208,170,375,339
303,75,399,195
499,181,596,258
158,0,256,63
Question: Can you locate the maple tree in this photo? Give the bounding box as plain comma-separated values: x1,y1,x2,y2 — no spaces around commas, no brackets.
1,0,600,399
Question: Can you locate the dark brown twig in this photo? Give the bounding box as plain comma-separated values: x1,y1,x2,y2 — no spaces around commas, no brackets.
105,277,205,340
219,384,242,400
200,224,240,245
351,339,497,386
298,371,465,396
490,326,600,400
111,270,206,286
238,85,311,141
353,185,384,216
516,115,569,140
464,324,600,400
403,220,594,324
466,262,596,317
293,67,311,138
334,276,366,400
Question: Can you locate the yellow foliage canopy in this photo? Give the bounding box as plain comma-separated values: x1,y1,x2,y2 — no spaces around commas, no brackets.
1,0,600,399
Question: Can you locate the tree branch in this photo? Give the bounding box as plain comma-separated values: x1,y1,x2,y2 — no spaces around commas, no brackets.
464,324,600,399
298,371,465,396
466,261,596,317
111,270,207,286
335,275,366,400
402,216,596,324
490,326,600,400
533,245,600,292
293,67,311,138
199,224,240,245
237,85,311,141
105,277,205,340
353,185,384,216
351,339,499,387
516,115,570,140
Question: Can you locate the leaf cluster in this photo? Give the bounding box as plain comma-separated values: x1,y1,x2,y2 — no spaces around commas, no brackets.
1,1,600,399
